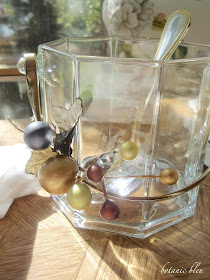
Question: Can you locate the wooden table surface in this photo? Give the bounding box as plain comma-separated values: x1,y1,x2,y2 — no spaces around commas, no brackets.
0,120,209,280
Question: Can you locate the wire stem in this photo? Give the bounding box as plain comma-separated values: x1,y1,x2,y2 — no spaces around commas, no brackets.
105,174,159,180
101,179,108,200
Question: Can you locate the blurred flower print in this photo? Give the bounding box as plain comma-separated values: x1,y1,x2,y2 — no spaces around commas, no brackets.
103,0,154,36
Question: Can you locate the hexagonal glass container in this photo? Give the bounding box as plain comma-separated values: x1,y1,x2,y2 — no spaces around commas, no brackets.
37,37,210,238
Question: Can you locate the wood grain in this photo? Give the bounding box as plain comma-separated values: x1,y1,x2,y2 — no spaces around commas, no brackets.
0,120,209,280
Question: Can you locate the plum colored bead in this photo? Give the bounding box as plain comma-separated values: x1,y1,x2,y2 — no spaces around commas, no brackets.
119,141,138,161
87,164,104,182
100,200,120,221
160,168,178,185
24,121,53,150
67,182,92,210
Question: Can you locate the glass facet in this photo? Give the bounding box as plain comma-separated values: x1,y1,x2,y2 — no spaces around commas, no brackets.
38,37,210,238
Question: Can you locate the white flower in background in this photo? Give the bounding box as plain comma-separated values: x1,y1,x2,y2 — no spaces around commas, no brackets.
103,0,154,37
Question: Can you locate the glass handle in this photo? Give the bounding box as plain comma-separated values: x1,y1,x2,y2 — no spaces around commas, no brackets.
17,53,41,121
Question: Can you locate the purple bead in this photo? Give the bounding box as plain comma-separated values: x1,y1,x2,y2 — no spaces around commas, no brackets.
87,164,104,182
100,200,120,221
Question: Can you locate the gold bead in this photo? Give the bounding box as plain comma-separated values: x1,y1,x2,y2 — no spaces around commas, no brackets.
160,168,178,185
67,182,92,210
38,155,79,194
119,141,138,161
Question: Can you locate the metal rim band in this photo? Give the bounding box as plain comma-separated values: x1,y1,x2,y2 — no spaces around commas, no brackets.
83,167,210,202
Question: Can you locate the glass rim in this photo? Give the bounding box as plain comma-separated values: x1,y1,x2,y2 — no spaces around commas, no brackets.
41,35,210,48
38,36,210,65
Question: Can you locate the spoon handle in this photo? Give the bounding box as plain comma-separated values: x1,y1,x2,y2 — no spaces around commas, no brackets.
131,10,191,144
154,10,191,61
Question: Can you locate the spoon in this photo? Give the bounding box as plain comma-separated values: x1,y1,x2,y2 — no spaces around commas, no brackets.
106,10,191,188
154,10,191,60
131,10,191,143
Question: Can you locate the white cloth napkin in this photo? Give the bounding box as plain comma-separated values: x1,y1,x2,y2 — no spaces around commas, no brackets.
0,144,41,219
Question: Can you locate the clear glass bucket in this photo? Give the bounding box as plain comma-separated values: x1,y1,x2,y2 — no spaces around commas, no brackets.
37,37,210,238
